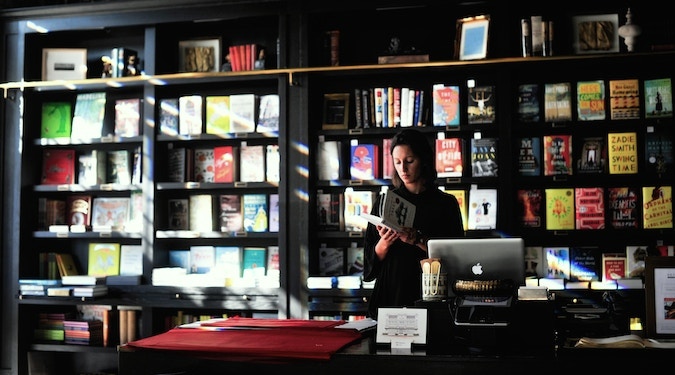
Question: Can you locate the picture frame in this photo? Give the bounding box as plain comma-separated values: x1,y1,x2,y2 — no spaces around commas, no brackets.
178,38,221,73
456,15,490,61
42,48,88,81
645,256,675,339
322,93,350,130
572,13,620,54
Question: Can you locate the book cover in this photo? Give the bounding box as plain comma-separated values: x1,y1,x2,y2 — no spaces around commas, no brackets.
644,132,673,177
602,253,627,281
106,149,132,185
350,144,379,180
432,83,460,126
239,144,265,182
517,137,541,176
574,187,605,230
41,198,67,229
543,82,572,123
213,145,237,183
545,188,575,230
166,147,187,183
66,194,92,228
119,245,143,276
346,245,364,276
609,78,640,120
644,77,672,119
189,194,214,232
229,93,257,133
269,193,279,232
343,187,373,232
544,247,570,279
570,247,600,281
219,194,243,233
266,144,280,183
243,193,268,232
607,187,640,229
114,98,141,137
524,246,544,278
642,185,672,229
444,189,468,231
91,197,130,230
626,245,650,278
318,246,344,276
178,95,203,135
77,150,106,186
159,98,179,135
359,189,416,232
189,245,216,274
205,95,230,135
167,198,189,230
467,85,495,124
131,146,142,185
517,188,542,228
266,245,280,278
382,137,394,179
87,243,121,277
467,188,497,230
42,149,76,185
517,83,540,122
168,249,191,270
576,80,606,121
435,137,463,178
55,253,80,277
213,246,241,279
71,92,106,139
193,148,215,183
242,247,267,278
317,140,342,180
608,132,638,174
256,93,280,132
470,137,498,177
543,134,572,176
317,192,344,231
576,136,606,174
41,102,72,138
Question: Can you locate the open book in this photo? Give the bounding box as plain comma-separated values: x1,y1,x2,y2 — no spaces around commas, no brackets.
359,189,416,232
575,334,675,349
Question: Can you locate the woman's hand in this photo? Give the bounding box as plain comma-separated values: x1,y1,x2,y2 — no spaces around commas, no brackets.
374,225,399,259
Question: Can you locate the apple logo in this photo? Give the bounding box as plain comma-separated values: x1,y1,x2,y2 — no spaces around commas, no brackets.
471,262,483,276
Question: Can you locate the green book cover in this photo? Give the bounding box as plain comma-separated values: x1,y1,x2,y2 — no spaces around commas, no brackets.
41,102,72,138
644,77,673,119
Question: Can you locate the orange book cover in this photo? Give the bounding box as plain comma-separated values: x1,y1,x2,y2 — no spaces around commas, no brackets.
435,138,463,178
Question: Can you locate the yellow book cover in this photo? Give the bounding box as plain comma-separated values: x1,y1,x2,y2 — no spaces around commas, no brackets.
205,95,230,134
642,186,673,229
545,188,575,230
444,189,468,231
87,243,121,276
608,132,638,174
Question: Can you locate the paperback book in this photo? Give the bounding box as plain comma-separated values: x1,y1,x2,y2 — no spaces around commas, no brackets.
178,95,203,135
545,188,575,230
644,132,673,177
317,140,342,181
609,78,640,120
189,245,216,274
432,83,460,126
467,188,497,230
159,98,179,135
318,246,344,276
205,95,231,135
219,194,244,233
642,185,672,229
193,148,215,183
167,198,189,230
517,188,542,228
570,246,600,282
239,144,265,182
343,188,373,232
91,197,130,230
243,193,268,232
470,137,498,177
517,83,540,122
242,247,267,278
574,187,605,230
644,77,672,119
256,94,280,132
576,80,605,121
517,137,541,176
114,98,141,137
544,247,570,279
229,93,257,133
543,134,572,176
543,82,572,123
359,189,416,232
467,85,495,124
602,253,627,281
608,132,638,175
189,194,214,232
71,92,106,139
435,137,463,178
350,144,379,180
575,136,606,174
213,145,237,183
607,187,640,229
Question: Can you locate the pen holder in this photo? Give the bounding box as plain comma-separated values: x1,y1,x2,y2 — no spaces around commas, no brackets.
422,272,447,301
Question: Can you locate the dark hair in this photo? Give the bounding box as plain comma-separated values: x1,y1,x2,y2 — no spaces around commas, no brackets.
389,128,437,189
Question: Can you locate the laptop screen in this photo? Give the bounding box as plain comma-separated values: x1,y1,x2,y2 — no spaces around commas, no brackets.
427,237,525,297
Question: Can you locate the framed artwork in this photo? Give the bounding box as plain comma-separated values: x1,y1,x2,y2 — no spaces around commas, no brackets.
322,93,350,130
456,15,490,61
645,256,675,339
178,38,221,73
572,14,620,54
42,48,88,81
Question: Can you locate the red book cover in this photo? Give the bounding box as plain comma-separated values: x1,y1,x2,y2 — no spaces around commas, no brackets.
574,187,605,230
350,144,379,180
42,149,76,185
382,138,394,180
228,46,240,72
543,134,572,176
517,189,542,228
435,138,463,177
213,145,237,183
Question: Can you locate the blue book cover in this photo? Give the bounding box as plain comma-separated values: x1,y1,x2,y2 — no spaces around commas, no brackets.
243,193,268,232
517,83,540,122
242,247,267,278
168,249,191,271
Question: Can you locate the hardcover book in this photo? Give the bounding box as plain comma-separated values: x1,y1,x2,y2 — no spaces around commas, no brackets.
229,93,257,133
517,188,543,228
576,80,606,121
467,85,495,124
602,253,627,281
42,149,76,185
350,144,379,180
242,247,267,278
609,78,640,120
219,194,243,233
77,150,106,186
193,148,215,183
607,187,640,229
71,92,106,139
644,132,673,177
114,98,141,137
66,195,92,228
87,243,121,277
205,95,231,135
256,94,280,132
576,136,606,174
41,102,72,138
432,83,460,126
343,187,373,232
243,193,268,232
167,198,189,230
642,185,672,229
317,192,344,231
317,140,342,180
545,188,575,230
435,137,463,178
178,95,203,135
55,253,80,277
644,77,672,119
189,245,216,274
570,247,600,281
269,193,279,232
359,188,416,232
626,245,650,278
524,246,545,278
517,83,540,122
266,144,280,183
213,246,241,280
608,132,638,174
91,197,130,230
239,144,265,182
543,82,572,123
544,247,570,279
346,245,364,276
166,147,188,183
189,194,214,232
213,145,237,183
470,137,498,177
106,149,132,185
517,137,541,176
119,245,143,276
543,134,572,176
574,187,605,230
467,188,497,230
168,249,191,270
318,246,344,276
159,98,179,135
444,189,468,231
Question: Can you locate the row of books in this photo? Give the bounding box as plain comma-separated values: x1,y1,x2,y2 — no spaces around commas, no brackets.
166,143,280,184
34,244,142,282
317,244,364,277
167,193,279,233
42,147,142,186
39,193,143,233
225,43,265,72
159,93,279,136
349,86,427,129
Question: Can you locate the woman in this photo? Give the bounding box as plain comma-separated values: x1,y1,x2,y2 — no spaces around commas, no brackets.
363,129,465,319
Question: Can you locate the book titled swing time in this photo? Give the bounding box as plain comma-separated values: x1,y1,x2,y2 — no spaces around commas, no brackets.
358,189,416,232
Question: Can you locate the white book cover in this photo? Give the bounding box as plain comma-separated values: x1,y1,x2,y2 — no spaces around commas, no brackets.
239,144,265,182
189,194,213,232
189,245,216,274
256,93,280,132
266,144,280,183
359,189,415,232
229,93,257,133
317,140,342,180
71,92,106,139
119,245,143,276
178,95,203,135
213,246,241,279
91,197,130,230
193,148,215,182
319,246,344,276
467,188,497,230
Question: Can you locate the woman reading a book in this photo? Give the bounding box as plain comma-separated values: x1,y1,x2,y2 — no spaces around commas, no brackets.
363,129,464,319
